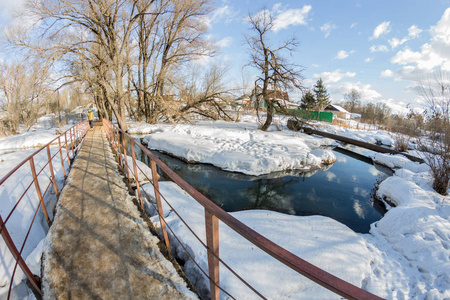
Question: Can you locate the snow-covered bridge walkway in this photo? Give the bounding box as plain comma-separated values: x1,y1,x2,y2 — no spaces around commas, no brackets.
42,124,196,299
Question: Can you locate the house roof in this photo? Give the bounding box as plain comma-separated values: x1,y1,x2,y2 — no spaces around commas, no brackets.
324,104,349,113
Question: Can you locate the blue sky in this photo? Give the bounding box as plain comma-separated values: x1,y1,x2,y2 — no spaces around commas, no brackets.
1,0,449,113
205,0,450,113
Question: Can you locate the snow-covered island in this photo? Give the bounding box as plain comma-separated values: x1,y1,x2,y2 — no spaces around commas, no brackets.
1,117,449,299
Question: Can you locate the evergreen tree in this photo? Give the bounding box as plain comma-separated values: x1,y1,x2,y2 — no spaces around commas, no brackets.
300,91,316,110
313,78,331,110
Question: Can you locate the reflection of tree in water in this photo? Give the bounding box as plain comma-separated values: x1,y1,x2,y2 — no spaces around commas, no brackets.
123,139,390,232
240,177,298,214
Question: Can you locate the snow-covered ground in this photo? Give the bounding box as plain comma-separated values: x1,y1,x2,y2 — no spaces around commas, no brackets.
1,115,449,299
132,117,449,299
131,120,337,176
0,114,80,150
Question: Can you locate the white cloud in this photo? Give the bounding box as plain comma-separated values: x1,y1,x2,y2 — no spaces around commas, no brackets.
365,58,373,63
272,5,312,32
391,47,422,65
389,37,408,49
331,81,382,101
204,5,239,27
388,25,422,49
431,8,450,44
370,45,389,52
350,23,357,29
372,21,391,39
320,22,337,38
335,50,354,59
376,98,411,115
381,69,394,77
216,37,233,48
388,8,450,85
313,69,356,83
408,25,422,38
0,0,25,18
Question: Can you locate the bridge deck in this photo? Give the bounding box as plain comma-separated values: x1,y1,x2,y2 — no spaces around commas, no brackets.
43,124,196,299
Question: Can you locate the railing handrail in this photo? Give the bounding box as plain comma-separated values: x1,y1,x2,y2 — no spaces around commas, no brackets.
104,119,383,300
0,121,88,299
0,125,84,187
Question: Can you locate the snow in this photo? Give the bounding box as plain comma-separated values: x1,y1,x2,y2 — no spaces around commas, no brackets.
0,130,59,150
373,152,430,173
1,115,449,299
139,120,336,176
317,122,395,147
121,154,156,183
0,135,70,299
141,182,373,299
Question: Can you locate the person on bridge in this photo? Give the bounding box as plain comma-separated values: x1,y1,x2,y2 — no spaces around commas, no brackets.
87,109,95,130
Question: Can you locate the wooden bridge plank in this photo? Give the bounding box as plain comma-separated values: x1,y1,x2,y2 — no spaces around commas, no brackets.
42,124,197,300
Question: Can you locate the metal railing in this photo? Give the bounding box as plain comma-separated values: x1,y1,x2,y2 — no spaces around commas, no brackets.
0,121,88,299
103,119,383,300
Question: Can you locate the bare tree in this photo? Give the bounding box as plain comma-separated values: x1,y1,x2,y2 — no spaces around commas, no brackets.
5,0,160,131
419,70,450,195
172,64,234,122
146,0,214,123
246,10,303,131
0,59,51,134
344,88,361,114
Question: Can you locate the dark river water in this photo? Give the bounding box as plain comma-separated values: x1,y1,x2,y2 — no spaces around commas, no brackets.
130,138,392,233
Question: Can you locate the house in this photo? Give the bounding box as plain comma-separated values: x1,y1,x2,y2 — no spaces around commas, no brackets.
250,86,291,109
324,104,351,120
234,94,252,108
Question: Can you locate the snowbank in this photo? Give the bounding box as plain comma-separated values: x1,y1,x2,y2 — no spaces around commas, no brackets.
120,154,156,183
141,182,373,299
373,152,429,173
140,121,336,176
371,154,450,299
317,123,395,147
0,144,69,298
0,130,59,150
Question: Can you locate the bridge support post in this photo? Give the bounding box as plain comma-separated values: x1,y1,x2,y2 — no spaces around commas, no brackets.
58,136,66,178
205,209,220,300
29,157,51,226
47,145,59,198
151,160,171,255
130,139,143,209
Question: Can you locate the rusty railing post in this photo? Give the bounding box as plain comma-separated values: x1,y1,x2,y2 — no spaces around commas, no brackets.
122,133,130,182
29,157,51,226
118,130,124,171
205,209,220,300
75,124,79,148
150,159,171,254
115,127,120,157
0,216,42,297
130,139,143,208
74,124,78,148
64,131,71,167
46,145,59,197
70,127,74,158
58,136,66,178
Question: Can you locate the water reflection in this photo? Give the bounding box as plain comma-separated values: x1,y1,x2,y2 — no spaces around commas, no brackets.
128,137,392,233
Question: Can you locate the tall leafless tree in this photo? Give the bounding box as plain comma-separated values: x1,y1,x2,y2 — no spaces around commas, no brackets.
0,59,51,134
5,0,157,131
246,10,304,131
